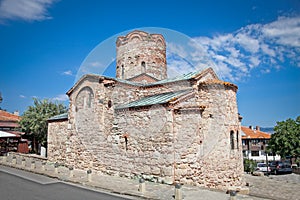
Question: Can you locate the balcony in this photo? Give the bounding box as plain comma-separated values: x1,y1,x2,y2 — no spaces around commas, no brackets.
250,145,261,151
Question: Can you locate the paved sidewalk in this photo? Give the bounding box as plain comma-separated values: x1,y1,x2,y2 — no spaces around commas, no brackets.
0,155,266,200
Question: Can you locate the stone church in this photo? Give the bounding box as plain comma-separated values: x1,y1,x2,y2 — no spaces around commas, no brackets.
47,30,244,190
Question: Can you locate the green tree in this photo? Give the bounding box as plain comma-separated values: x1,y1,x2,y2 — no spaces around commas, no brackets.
19,98,66,153
268,116,300,162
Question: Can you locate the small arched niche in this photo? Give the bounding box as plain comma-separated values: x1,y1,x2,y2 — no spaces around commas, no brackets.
230,130,235,150
75,86,94,111
141,61,146,73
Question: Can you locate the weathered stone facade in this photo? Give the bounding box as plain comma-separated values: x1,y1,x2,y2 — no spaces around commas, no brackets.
116,31,167,82
47,30,244,190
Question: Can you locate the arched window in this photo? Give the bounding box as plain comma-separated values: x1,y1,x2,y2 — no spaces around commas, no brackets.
107,100,112,109
230,130,234,150
236,131,239,149
141,61,146,73
125,136,128,151
121,65,124,79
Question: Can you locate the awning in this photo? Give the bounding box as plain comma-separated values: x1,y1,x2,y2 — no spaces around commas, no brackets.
0,130,18,138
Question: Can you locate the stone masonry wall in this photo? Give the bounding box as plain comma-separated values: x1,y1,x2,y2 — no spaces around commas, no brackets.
108,106,174,182
116,31,167,81
194,82,243,188
48,76,243,190
48,120,69,163
47,30,243,190
48,81,243,189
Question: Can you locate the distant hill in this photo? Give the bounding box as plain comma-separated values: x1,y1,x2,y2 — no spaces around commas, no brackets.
260,127,274,134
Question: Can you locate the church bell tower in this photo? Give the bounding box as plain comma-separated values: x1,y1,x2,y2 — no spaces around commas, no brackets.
116,30,167,83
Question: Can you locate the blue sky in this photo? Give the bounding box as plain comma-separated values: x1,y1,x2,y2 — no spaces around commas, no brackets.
0,0,299,127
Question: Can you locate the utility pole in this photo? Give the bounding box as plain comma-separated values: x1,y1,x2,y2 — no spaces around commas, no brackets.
266,150,269,176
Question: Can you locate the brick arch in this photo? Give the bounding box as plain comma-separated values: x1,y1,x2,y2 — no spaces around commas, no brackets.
156,39,164,47
117,31,145,46
75,86,94,111
127,33,143,42
155,36,165,47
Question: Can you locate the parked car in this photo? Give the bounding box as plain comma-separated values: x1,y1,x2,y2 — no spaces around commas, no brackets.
269,161,292,175
255,163,271,174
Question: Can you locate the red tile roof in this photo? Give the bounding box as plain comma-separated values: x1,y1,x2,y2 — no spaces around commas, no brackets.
6,130,24,137
241,126,271,139
0,121,19,128
0,110,20,122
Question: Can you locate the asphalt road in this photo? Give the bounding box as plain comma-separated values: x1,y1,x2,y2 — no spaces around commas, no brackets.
0,168,132,200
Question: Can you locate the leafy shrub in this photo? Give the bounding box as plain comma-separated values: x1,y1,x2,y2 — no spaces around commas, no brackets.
244,158,256,173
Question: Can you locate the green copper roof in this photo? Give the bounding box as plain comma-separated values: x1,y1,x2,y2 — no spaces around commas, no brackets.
116,89,191,109
106,69,201,87
149,70,200,86
48,113,68,121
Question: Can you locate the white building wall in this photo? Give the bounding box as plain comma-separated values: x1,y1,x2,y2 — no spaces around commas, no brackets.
244,150,281,161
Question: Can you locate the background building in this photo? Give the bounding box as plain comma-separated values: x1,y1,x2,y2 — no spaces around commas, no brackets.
241,126,280,162
0,110,28,155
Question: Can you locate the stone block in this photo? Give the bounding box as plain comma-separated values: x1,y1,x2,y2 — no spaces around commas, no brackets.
151,167,161,175
162,166,173,176
163,177,174,185
252,171,264,176
176,169,187,176
236,187,249,195
142,165,151,174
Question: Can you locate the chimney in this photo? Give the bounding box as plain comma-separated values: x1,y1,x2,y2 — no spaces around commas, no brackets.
256,126,260,131
13,110,19,116
249,125,252,130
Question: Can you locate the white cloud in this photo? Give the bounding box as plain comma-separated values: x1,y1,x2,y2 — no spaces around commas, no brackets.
168,60,191,77
213,61,235,81
185,15,300,82
261,68,271,74
52,94,68,101
226,57,244,68
90,61,102,67
213,54,227,62
19,95,26,98
226,47,240,58
0,0,56,23
260,44,276,57
234,33,260,53
62,70,73,76
249,56,261,68
205,34,234,51
167,42,188,58
76,61,105,79
262,16,300,47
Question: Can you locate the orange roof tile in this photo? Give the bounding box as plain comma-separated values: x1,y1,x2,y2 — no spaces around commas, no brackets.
241,126,271,139
199,79,238,90
0,110,21,122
